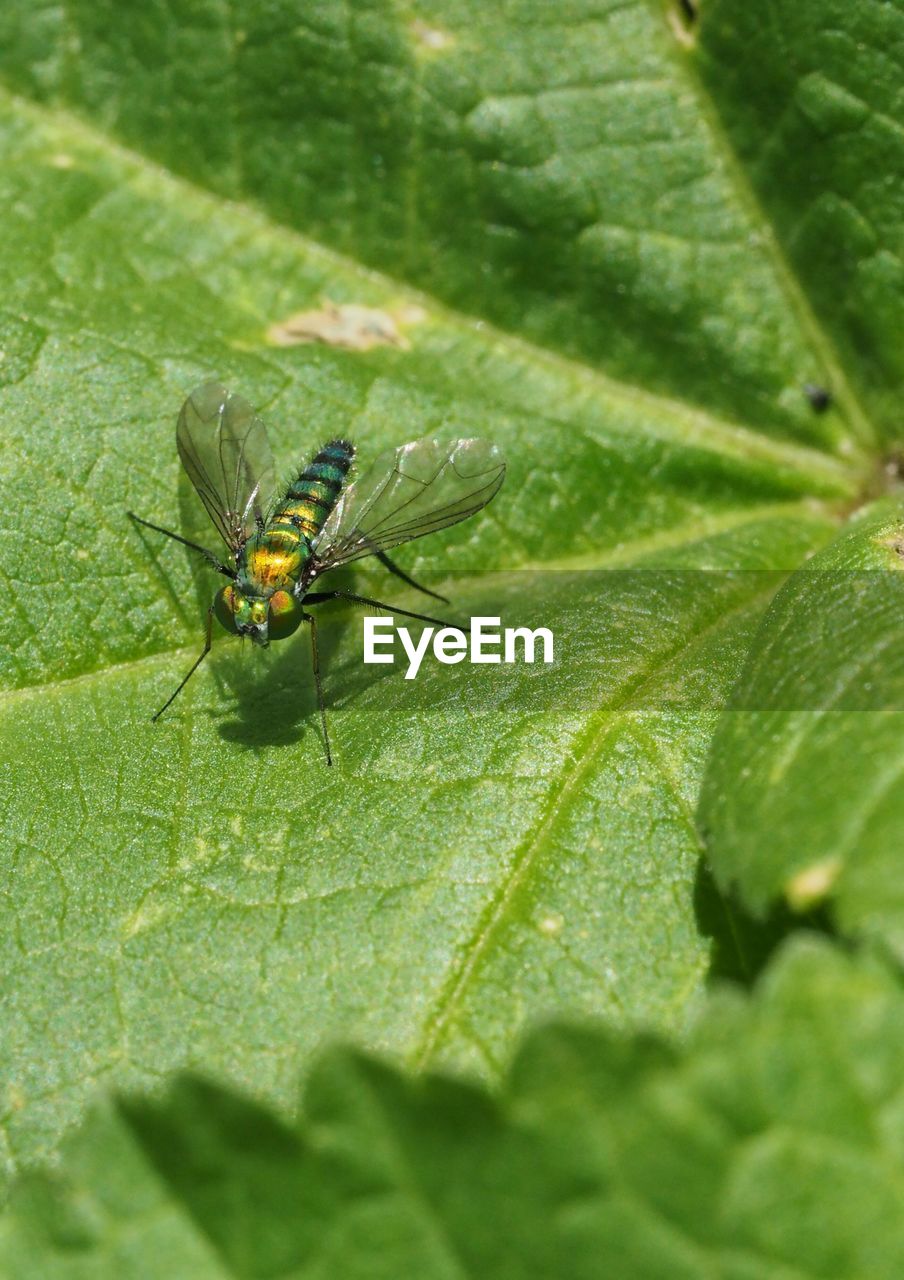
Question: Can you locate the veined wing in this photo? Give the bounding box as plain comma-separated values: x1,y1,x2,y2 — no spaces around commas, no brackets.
176,381,276,552
312,436,505,571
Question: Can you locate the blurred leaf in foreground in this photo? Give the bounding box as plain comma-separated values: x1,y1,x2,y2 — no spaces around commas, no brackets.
2,940,903,1278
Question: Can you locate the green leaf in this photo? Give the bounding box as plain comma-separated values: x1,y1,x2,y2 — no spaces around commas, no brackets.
3,940,904,1278
698,500,904,952
0,0,899,1195
696,0,904,441
0,0,890,452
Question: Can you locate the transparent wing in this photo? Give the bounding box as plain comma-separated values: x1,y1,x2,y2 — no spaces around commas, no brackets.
176,381,276,551
312,436,505,571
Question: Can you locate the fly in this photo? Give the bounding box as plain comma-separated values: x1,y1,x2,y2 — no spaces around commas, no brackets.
129,381,506,764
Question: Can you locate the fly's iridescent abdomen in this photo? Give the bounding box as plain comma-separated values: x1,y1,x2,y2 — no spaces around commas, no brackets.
275,440,355,542
242,440,355,593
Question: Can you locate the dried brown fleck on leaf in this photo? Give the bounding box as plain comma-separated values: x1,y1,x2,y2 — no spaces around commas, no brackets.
267,300,425,351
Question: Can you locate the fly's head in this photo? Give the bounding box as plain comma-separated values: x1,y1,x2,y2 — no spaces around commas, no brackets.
214,584,305,647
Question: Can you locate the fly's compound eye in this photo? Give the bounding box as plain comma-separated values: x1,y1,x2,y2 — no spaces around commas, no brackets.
268,590,304,640
213,584,240,634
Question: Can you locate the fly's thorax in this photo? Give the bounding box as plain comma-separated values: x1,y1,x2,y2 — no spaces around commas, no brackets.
214,583,305,645
240,526,310,594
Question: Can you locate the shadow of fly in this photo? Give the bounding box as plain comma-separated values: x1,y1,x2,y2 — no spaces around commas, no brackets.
129,381,505,764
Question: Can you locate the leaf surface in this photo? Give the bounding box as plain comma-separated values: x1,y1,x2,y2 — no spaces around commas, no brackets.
698,501,904,951
0,0,888,449
0,0,899,1193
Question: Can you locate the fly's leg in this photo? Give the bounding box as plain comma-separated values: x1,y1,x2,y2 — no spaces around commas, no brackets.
302,592,462,764
303,590,457,631
153,605,215,721
374,550,450,605
128,511,236,579
301,609,332,766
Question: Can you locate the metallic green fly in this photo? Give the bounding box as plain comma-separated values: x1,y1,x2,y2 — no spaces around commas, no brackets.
129,381,506,763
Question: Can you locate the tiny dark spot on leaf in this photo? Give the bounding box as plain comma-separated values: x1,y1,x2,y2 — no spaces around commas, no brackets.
803,382,832,412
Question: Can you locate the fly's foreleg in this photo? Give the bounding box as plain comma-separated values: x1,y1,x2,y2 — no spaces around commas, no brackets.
127,511,236,579
152,605,214,721
374,550,450,605
301,609,332,766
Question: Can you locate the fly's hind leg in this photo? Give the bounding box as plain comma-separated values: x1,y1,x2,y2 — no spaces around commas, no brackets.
301,592,461,765
303,590,456,631
374,550,449,605
302,609,332,766
153,605,215,721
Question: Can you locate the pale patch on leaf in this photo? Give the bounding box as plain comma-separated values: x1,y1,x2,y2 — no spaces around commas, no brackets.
537,912,564,937
410,19,456,53
785,857,842,911
267,300,425,351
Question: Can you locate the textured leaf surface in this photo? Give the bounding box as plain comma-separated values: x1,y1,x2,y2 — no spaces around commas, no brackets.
697,0,904,441
698,501,904,952
0,0,888,451
3,941,904,1278
0,0,899,1200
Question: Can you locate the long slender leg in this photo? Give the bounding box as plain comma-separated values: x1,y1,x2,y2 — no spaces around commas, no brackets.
374,550,449,605
153,606,215,721
128,511,236,579
303,590,457,630
301,609,332,766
